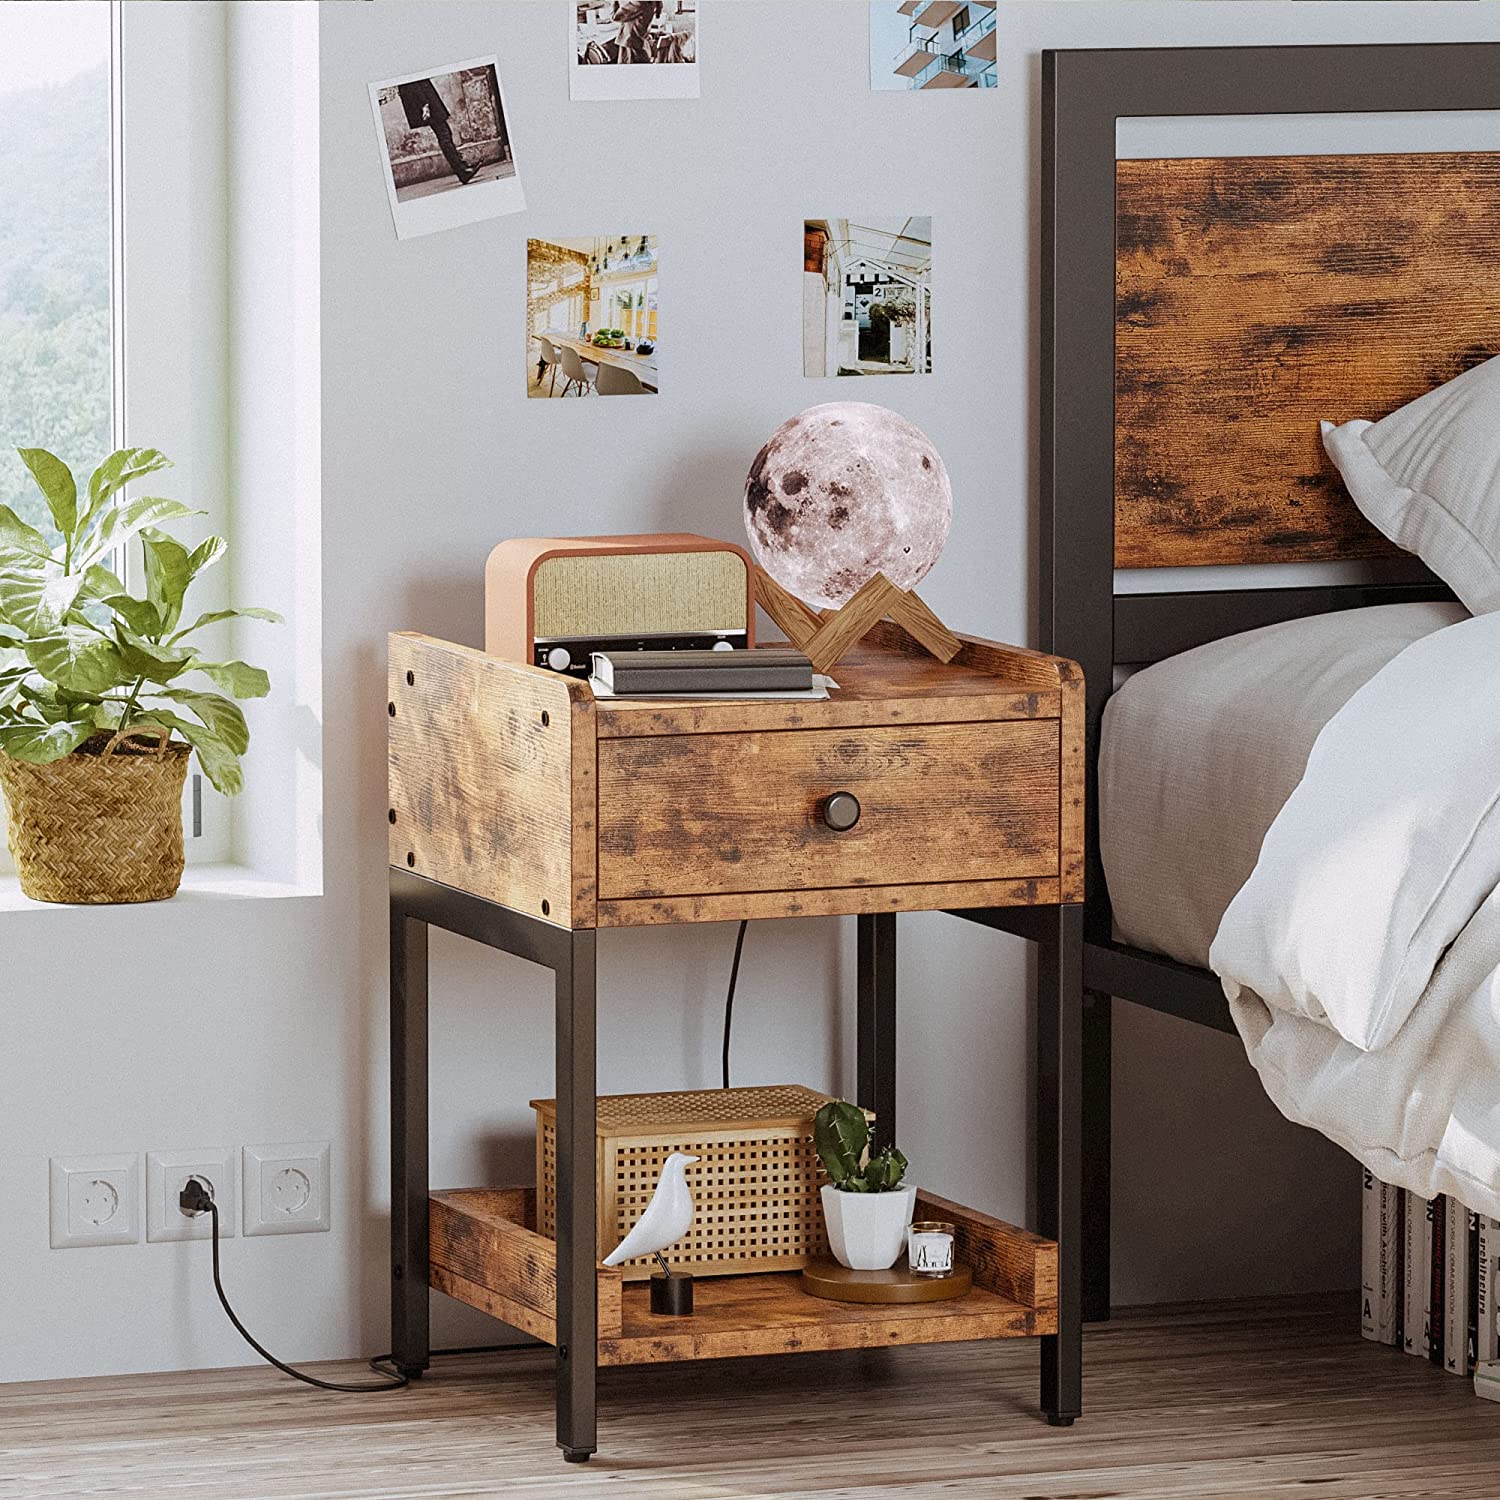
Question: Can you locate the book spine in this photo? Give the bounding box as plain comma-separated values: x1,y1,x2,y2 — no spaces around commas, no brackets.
1362,1171,1400,1344
1403,1191,1431,1359
1469,1209,1481,1376
1445,1197,1471,1375
1395,1189,1406,1351
1379,1179,1399,1344
605,669,814,692
1479,1215,1500,1365
1429,1194,1446,1369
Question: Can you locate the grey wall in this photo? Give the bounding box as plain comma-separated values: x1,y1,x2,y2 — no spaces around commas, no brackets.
7,0,1500,1383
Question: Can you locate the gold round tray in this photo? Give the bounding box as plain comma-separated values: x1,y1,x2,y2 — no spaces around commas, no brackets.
800,1259,973,1305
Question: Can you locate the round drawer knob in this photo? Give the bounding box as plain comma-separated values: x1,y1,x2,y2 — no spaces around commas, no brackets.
822,791,861,832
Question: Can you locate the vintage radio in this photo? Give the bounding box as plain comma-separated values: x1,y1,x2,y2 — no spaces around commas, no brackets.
484,533,756,676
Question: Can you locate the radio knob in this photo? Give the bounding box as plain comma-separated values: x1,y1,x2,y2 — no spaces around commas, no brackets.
822,792,861,832
546,647,572,673
711,639,734,652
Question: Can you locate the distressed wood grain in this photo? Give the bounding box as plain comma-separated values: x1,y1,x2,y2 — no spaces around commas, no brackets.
426,1186,1052,1369
387,634,597,927
596,875,1061,928
596,720,1061,901
1115,152,1500,568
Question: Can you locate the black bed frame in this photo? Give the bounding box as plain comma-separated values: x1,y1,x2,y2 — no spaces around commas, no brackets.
1038,42,1498,1322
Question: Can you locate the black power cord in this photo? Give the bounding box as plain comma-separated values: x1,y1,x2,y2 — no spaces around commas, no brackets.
180,1176,408,1392
721,918,749,1089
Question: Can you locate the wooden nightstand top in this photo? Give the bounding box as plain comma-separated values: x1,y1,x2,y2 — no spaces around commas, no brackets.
388,626,1082,929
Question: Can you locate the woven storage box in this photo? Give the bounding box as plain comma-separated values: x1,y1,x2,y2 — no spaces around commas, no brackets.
531,1084,869,1281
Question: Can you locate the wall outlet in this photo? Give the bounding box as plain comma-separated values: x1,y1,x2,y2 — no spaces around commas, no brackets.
49,1155,140,1248
243,1141,330,1236
146,1149,236,1242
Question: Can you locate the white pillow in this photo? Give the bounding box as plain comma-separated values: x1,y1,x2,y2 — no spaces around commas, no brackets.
1211,609,1500,1054
1322,354,1500,614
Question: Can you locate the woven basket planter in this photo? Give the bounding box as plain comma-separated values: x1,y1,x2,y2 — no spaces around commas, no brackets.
0,733,191,905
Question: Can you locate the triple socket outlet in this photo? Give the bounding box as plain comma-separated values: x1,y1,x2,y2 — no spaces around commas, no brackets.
49,1142,331,1249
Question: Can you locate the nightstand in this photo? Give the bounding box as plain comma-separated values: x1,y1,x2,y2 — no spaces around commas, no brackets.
387,622,1084,1461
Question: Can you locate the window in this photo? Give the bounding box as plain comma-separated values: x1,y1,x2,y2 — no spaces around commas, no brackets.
0,2,321,903
0,2,116,548
950,7,970,41
0,2,116,877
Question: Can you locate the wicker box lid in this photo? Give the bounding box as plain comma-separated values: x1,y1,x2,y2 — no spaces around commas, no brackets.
529,1083,856,1137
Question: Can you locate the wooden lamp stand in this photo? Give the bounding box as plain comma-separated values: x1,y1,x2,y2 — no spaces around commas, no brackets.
752,566,962,676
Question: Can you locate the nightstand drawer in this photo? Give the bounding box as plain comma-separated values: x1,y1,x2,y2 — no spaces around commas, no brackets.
596,719,1060,900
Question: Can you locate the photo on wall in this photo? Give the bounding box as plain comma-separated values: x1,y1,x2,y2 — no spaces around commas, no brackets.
368,57,524,239
528,236,660,398
870,1,997,91
803,218,932,378
571,1,700,101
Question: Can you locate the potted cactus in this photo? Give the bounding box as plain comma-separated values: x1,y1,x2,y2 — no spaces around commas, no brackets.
813,1098,915,1271
0,446,279,904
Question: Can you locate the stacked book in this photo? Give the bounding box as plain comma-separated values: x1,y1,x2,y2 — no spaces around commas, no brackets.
588,648,824,701
1361,1172,1500,1398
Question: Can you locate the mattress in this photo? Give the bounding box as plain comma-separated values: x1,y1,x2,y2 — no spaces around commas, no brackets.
1098,600,1467,968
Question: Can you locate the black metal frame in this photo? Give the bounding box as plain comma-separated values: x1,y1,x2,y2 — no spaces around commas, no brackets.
391,871,1084,1461
1041,42,1500,1321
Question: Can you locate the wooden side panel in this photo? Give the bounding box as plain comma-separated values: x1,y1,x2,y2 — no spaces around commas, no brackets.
387,634,596,926
1058,669,1085,903
1115,152,1500,568
597,720,1060,901
916,1190,1057,1311
429,1188,624,1339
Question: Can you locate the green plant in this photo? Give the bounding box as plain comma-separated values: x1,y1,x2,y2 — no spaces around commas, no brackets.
0,446,280,793
813,1099,908,1193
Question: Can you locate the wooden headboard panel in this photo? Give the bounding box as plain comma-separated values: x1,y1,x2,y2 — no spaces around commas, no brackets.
1114,151,1500,569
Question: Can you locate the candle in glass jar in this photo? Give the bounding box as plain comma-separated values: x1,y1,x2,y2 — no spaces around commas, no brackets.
906,1220,955,1278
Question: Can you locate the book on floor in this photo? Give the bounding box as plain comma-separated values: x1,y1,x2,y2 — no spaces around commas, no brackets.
1403,1190,1433,1360
1478,1214,1500,1365
1445,1197,1474,1376
1362,1171,1400,1346
1429,1193,1446,1369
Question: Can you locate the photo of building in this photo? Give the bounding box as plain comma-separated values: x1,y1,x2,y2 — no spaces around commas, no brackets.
527,235,659,397
803,218,931,377
870,1,997,91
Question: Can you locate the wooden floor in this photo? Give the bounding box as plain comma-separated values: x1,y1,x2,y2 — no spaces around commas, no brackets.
4,1295,1498,1498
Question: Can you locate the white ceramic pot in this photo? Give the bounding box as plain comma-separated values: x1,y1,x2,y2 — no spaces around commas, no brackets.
820,1183,917,1271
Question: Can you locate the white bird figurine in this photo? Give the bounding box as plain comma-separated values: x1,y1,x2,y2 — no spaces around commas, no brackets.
602,1153,699,1268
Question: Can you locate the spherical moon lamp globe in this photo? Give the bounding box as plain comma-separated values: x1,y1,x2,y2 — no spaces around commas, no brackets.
743,402,953,611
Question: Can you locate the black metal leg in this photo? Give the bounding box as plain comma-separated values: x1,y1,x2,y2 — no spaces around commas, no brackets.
555,929,598,1463
856,913,897,1151
1081,988,1111,1323
1037,904,1083,1425
390,898,430,1378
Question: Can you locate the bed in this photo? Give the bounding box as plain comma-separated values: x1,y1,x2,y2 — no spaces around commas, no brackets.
1034,41,1500,1321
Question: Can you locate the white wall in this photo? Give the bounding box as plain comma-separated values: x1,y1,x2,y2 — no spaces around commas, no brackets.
6,0,1500,1384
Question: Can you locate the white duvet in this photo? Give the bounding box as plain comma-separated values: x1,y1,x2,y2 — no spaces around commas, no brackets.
1210,610,1500,1220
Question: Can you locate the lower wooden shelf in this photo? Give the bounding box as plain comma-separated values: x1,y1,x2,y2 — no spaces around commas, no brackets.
430,1186,1058,1366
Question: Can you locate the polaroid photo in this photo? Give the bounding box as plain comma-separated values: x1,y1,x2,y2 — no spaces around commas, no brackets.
571,1,700,101
870,1,997,92
369,56,524,239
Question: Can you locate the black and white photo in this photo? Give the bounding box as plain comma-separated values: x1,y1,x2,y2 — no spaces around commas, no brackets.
571,1,700,101
369,57,524,238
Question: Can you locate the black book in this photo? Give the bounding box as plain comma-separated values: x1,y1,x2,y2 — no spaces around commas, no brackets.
592,649,814,695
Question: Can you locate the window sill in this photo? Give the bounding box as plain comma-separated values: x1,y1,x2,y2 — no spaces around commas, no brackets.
0,862,321,913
